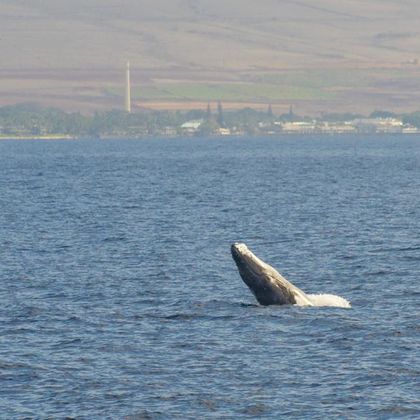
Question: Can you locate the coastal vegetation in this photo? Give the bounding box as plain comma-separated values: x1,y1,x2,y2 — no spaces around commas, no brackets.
1,102,419,139
0,103,284,138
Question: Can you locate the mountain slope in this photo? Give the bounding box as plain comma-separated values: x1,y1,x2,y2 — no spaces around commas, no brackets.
1,0,420,113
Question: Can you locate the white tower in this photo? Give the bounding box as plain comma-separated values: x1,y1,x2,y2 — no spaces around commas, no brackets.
125,61,131,113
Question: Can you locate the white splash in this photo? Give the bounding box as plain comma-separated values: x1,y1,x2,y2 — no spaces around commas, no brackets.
306,294,352,308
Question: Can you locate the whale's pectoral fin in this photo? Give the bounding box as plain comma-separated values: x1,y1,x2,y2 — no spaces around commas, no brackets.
268,275,297,303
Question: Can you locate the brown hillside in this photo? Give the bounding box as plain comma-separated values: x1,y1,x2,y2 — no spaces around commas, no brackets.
2,0,420,114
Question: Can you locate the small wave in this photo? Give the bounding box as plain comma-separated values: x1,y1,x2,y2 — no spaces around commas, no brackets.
164,313,196,320
395,245,420,252
51,338,82,348
307,294,351,308
365,269,388,277
126,410,161,420
102,236,126,242
139,312,236,321
239,302,260,308
195,299,260,310
402,255,420,261
377,406,420,416
369,245,420,254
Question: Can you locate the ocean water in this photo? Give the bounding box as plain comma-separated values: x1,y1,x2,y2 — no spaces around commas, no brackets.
0,135,419,419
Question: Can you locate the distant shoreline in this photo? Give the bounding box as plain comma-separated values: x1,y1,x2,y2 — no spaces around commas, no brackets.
0,135,76,141
1,132,420,142
3,103,420,139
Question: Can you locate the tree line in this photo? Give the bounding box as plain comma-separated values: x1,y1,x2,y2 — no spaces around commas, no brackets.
0,102,419,137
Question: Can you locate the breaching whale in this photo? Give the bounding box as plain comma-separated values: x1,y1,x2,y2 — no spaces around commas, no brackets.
231,243,351,308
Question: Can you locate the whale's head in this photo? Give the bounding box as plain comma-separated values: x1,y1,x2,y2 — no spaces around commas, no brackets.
231,242,299,305
231,243,272,281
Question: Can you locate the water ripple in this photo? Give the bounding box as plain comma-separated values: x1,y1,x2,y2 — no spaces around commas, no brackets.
0,136,419,418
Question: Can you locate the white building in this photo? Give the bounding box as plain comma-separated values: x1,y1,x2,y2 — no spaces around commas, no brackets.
181,120,203,134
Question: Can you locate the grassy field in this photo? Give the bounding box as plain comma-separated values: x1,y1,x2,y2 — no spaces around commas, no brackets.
107,76,339,103
257,69,373,89
107,67,413,104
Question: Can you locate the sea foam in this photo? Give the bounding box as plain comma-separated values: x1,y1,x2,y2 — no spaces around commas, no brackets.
306,294,352,308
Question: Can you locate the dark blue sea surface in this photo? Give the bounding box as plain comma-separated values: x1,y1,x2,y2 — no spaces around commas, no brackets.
0,135,419,419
